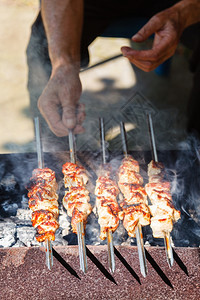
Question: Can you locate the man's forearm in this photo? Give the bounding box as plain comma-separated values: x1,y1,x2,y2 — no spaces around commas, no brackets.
41,0,84,70
174,0,200,30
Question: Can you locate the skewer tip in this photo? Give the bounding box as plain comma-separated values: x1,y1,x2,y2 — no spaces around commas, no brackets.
107,230,115,273
135,224,148,277
164,232,174,268
45,239,53,270
77,221,88,273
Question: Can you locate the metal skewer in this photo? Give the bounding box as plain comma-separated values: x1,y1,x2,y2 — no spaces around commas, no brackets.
99,118,115,273
34,117,53,270
147,113,174,268
68,129,76,164
34,117,44,169
68,129,87,273
120,122,148,277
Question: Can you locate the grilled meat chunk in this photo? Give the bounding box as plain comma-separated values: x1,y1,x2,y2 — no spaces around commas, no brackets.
118,183,147,204
118,155,150,237
120,202,150,237
95,171,121,240
63,186,92,219
62,162,88,188
145,160,180,238
62,162,92,232
95,176,119,198
27,168,59,242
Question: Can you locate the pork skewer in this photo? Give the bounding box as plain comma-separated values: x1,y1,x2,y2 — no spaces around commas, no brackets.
62,129,91,273
98,118,115,273
99,118,115,272
33,117,55,269
95,118,121,273
34,117,44,169
119,122,149,277
146,113,180,267
147,113,173,266
69,129,76,164
69,129,87,273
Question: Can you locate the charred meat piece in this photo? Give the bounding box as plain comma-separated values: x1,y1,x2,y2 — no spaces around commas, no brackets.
62,162,92,232
118,183,147,205
95,171,121,240
62,162,88,188
27,168,59,242
118,155,151,237
120,202,150,237
145,160,181,238
95,175,119,198
63,186,92,222
118,155,143,186
150,216,173,238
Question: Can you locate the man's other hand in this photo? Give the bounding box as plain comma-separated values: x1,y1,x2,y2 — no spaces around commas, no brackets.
121,5,185,72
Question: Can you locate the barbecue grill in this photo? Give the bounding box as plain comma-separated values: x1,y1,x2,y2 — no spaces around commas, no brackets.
0,137,200,299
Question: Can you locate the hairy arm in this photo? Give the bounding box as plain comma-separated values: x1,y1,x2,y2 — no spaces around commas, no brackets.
121,0,200,72
38,0,85,136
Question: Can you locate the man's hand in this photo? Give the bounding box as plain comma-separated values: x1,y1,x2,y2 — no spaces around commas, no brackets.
121,5,185,72
38,65,85,137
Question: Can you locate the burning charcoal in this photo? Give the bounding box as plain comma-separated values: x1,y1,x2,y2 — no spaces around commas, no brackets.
145,233,154,245
0,173,21,218
188,209,198,222
16,208,32,221
130,237,137,246
52,229,68,246
16,227,38,247
1,200,19,217
0,162,5,180
0,222,16,247
21,195,29,209
12,240,26,247
0,173,20,195
58,209,70,237
121,236,132,246
85,217,101,246
113,222,127,245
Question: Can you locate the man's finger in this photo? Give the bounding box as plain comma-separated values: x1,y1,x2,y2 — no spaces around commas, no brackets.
77,103,85,124
38,98,69,137
74,124,85,134
128,57,156,72
127,52,172,72
62,104,77,129
131,16,161,42
122,46,164,62
121,34,174,62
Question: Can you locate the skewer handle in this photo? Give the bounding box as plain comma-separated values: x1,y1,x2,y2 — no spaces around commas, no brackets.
135,224,147,277
147,113,174,268
99,118,115,272
68,129,76,164
120,121,148,276
45,239,53,270
68,130,88,272
34,118,53,270
77,222,88,273
107,230,115,273
164,232,174,267
99,118,107,165
34,117,44,168
120,122,128,157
